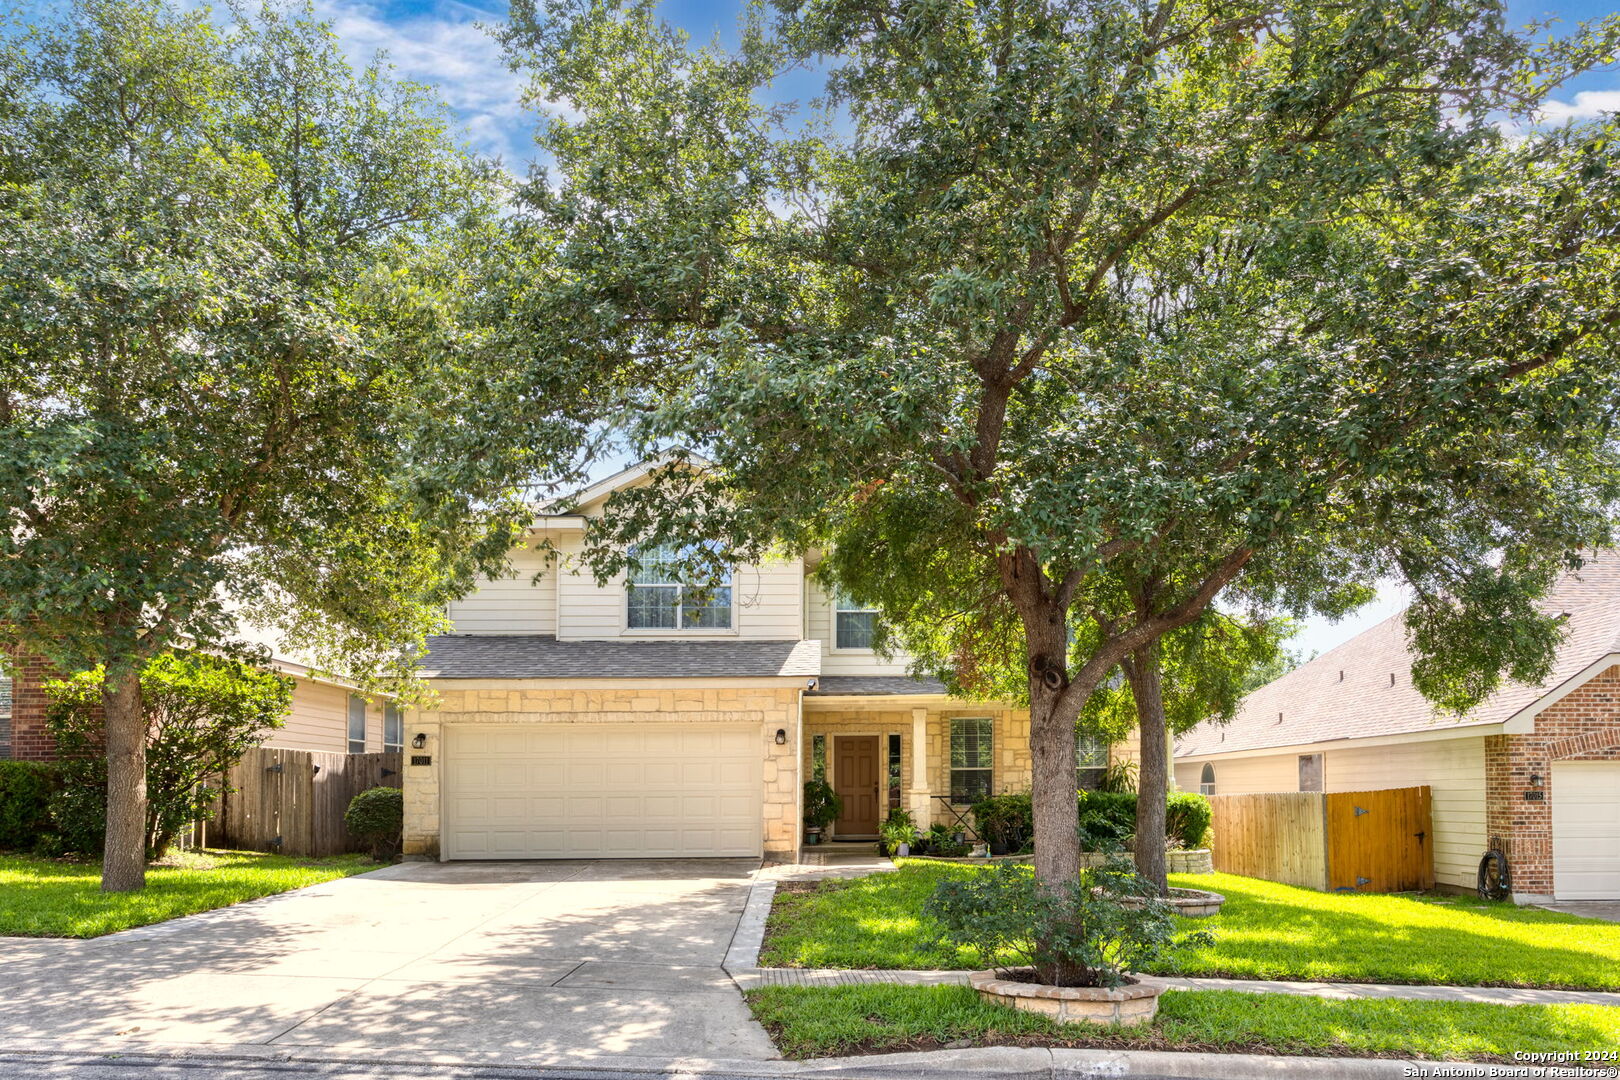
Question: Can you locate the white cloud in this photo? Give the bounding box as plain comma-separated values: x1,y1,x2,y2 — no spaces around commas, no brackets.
1535,90,1620,124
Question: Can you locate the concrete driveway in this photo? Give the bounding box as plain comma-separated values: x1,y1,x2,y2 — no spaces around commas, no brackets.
0,859,777,1062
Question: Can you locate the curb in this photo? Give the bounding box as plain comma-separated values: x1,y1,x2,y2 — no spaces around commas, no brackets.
0,1040,1462,1079
725,878,776,974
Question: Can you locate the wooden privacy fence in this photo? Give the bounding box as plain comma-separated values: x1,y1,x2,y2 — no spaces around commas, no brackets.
207,748,402,856
1211,787,1434,892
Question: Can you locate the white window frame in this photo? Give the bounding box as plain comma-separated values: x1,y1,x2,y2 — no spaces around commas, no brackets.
1076,730,1109,789
949,716,994,805
624,542,734,632
1199,763,1216,797
383,703,403,753
832,591,878,651
347,694,367,755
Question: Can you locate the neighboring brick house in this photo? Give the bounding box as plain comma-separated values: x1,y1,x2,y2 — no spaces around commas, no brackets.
1174,551,1620,903
1,650,402,763
401,459,1114,864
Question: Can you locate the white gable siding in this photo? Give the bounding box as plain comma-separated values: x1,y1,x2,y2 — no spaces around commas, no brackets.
1177,735,1486,891
805,579,913,675
445,542,558,636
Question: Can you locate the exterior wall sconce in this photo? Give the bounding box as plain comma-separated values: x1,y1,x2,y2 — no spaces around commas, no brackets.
411,733,428,749
774,729,788,746
1529,772,1543,788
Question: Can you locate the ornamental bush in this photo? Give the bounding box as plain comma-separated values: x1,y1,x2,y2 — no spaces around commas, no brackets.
1165,793,1213,850
0,761,58,850
970,793,1032,853
345,785,403,860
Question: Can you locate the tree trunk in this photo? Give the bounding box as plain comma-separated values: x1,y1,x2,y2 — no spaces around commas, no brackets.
1023,600,1085,985
1126,640,1169,897
101,666,148,892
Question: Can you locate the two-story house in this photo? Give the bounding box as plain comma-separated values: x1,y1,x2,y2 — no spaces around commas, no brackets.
402,460,1114,863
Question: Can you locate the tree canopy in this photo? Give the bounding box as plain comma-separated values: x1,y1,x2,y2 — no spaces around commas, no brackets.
504,0,1620,941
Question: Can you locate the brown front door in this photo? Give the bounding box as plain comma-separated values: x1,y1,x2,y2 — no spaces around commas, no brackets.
834,735,881,836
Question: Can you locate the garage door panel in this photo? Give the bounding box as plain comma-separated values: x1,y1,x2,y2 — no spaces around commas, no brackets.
443,723,763,859
1553,761,1620,900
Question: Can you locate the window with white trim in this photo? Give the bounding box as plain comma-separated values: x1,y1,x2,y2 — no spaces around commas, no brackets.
834,591,878,650
1076,730,1109,790
383,704,403,753
347,694,367,755
1199,763,1216,796
950,717,993,804
626,542,732,629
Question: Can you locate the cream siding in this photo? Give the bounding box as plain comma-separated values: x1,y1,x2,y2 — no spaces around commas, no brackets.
261,678,386,755
805,579,912,676
1177,736,1487,890
445,542,558,635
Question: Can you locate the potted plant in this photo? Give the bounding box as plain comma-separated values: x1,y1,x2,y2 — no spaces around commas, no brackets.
923,856,1213,1025
803,779,841,844
878,807,917,857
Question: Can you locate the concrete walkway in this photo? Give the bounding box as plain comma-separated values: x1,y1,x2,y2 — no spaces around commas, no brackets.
0,859,778,1062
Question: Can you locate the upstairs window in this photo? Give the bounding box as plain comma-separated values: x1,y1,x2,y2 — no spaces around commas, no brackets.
834,591,878,650
1199,763,1216,797
626,542,732,629
347,694,367,754
1076,731,1109,791
383,704,403,753
950,716,993,804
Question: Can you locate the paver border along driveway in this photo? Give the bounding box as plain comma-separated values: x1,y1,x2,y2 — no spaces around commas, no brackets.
0,859,777,1062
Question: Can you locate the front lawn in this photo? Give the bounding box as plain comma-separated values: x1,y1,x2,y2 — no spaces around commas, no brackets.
746,984,1620,1060
761,863,1620,990
0,848,375,937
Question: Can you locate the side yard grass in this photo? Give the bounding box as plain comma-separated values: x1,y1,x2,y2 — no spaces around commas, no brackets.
746,984,1620,1061
761,863,1620,991
0,848,375,937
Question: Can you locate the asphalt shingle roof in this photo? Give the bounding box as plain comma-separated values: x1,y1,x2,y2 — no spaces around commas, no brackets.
808,675,949,696
420,635,821,680
1177,550,1620,757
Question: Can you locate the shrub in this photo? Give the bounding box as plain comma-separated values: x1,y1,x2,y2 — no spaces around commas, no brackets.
803,779,841,831
1077,789,1137,848
345,785,403,860
878,807,917,852
45,652,293,857
970,793,1032,853
923,858,1213,987
1165,792,1213,850
0,761,58,850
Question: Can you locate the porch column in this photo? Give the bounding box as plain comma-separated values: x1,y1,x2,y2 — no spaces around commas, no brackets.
910,706,930,828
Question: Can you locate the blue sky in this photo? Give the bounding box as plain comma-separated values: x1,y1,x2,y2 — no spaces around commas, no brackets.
240,0,1620,654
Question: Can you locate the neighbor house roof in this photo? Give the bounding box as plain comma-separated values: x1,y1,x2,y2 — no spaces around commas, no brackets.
1176,550,1620,758
420,635,822,680
808,675,949,696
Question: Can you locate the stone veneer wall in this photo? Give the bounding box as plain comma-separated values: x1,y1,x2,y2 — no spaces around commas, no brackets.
1485,663,1620,898
404,684,804,862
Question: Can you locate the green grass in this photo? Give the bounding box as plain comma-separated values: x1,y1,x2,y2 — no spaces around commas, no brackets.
761,863,1620,990
746,984,1620,1060
0,848,375,937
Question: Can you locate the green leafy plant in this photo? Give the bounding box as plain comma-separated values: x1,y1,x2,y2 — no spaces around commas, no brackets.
923,859,1212,987
344,786,404,860
44,653,291,858
879,808,917,853
1165,793,1213,851
970,793,1032,854
0,762,58,851
803,779,842,831
1095,760,1138,795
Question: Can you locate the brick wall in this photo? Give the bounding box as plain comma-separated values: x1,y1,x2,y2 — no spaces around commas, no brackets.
1484,663,1620,897
2,651,59,761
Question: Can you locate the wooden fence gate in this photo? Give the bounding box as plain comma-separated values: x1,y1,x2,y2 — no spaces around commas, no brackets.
1211,786,1433,892
209,748,402,856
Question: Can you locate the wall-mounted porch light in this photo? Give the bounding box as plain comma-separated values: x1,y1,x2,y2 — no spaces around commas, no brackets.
774,728,788,745
411,733,428,749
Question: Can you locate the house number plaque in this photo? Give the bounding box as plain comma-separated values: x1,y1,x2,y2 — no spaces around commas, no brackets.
1522,790,1545,801
411,755,432,766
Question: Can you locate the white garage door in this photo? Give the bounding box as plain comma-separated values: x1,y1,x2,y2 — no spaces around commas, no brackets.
443,724,763,859
1552,761,1620,900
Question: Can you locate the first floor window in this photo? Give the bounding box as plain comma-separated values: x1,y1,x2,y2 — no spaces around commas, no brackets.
347,694,367,754
950,717,993,804
811,734,827,781
627,542,732,629
1199,763,1216,796
1076,731,1109,791
834,591,878,650
383,704,403,753
1298,753,1324,792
